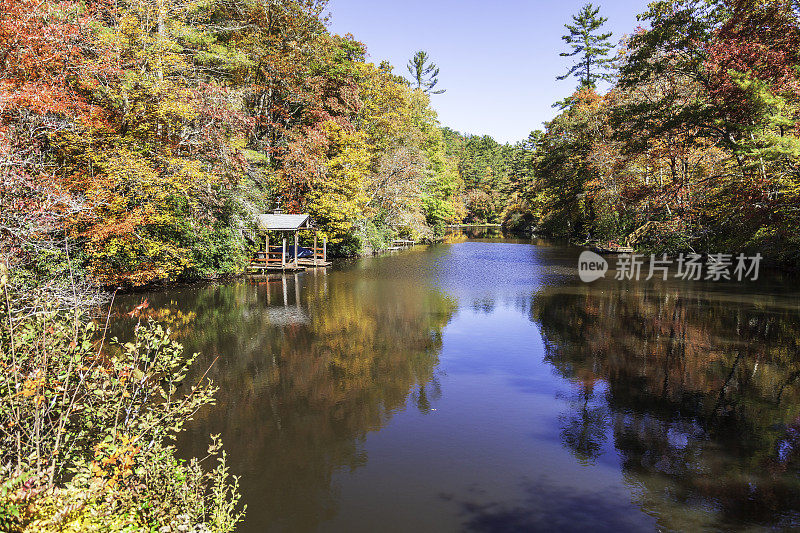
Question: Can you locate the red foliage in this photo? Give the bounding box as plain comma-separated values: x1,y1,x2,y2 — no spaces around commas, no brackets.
0,0,115,123
705,0,800,124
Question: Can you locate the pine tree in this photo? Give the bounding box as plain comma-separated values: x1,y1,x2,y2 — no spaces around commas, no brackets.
557,3,615,89
407,50,445,94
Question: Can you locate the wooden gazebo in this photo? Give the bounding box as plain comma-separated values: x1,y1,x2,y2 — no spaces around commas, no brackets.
249,212,329,272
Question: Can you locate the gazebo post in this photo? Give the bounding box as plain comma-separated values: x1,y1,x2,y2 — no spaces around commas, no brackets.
313,231,318,266
293,230,298,267
323,236,327,263
281,238,286,269
265,233,269,269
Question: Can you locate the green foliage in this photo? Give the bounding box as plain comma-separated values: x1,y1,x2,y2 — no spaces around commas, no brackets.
350,219,396,254
532,90,604,236
407,50,445,94
441,127,534,225
422,126,464,226
2,0,471,286
557,3,615,89
0,473,31,531
188,224,249,279
5,0,798,280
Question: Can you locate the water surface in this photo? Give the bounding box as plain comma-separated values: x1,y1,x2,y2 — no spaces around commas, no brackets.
113,236,800,532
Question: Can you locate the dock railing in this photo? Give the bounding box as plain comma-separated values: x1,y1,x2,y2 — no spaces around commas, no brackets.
249,239,286,270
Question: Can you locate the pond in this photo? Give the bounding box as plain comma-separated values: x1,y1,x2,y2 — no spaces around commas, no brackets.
112,235,800,532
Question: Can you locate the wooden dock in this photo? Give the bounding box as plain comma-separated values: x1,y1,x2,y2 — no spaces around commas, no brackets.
445,223,502,228
588,244,635,254
387,239,415,251
248,257,306,273
248,258,331,273
296,258,332,267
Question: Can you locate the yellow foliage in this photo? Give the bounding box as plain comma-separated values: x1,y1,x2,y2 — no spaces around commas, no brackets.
306,121,370,242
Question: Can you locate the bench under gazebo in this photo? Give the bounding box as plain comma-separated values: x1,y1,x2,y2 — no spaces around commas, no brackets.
249,212,329,272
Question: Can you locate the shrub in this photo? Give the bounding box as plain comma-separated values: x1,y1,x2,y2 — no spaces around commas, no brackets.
0,271,244,532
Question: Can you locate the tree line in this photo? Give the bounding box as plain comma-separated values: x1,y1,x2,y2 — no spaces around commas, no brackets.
507,0,800,266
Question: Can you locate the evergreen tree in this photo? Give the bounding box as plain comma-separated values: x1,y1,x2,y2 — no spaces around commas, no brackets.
407,50,445,94
557,3,615,89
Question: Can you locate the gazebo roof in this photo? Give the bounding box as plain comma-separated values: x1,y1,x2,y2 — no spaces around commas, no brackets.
255,213,313,231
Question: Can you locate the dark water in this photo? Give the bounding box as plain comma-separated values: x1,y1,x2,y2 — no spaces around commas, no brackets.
112,236,800,532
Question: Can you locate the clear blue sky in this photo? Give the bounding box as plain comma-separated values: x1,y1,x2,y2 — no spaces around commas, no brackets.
326,0,650,144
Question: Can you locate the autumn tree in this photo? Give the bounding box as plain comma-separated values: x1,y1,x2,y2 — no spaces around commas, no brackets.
615,0,800,259
533,89,605,237
0,0,115,292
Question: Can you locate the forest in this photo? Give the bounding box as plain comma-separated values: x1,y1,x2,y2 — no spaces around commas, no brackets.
2,0,468,291
509,0,800,266
450,0,800,270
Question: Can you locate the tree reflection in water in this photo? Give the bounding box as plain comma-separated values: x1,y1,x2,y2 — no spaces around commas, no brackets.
531,281,800,530
112,270,457,532
557,382,608,465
